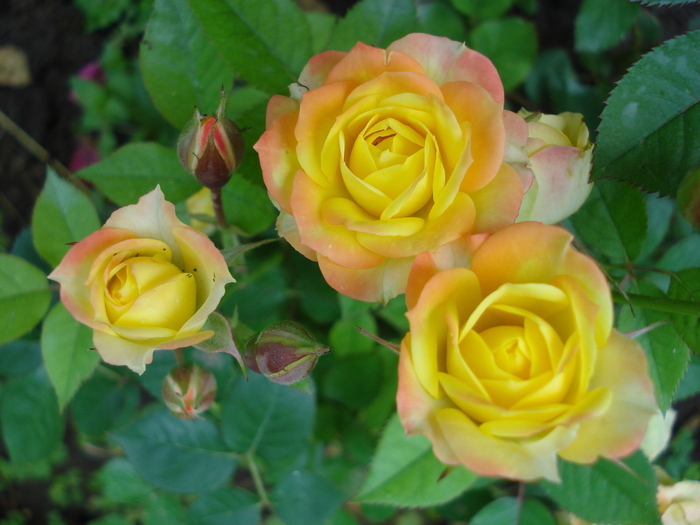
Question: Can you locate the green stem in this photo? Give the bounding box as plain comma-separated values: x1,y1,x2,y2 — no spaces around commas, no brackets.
210,187,228,230
245,452,270,508
612,291,700,317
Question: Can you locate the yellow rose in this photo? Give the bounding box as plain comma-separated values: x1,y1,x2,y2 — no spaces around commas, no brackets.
49,187,234,374
397,222,656,481
255,33,530,303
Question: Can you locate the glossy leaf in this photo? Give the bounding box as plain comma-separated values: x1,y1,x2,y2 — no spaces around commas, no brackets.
471,497,557,525
140,0,234,128
0,368,63,464
221,373,315,460
0,253,51,346
189,487,261,525
112,408,237,493
617,281,689,411
77,142,200,205
271,471,345,525
569,179,647,262
575,0,639,53
542,452,660,525
592,30,700,196
327,0,421,52
221,173,275,235
669,267,700,357
41,302,100,411
32,169,101,267
71,373,140,437
187,0,312,94
356,415,477,507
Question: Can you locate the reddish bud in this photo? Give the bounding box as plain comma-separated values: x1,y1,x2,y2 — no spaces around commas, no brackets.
244,321,330,385
161,363,217,419
177,88,245,189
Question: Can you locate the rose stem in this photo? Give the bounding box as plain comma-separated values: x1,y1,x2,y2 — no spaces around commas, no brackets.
210,187,229,229
245,452,271,508
174,348,184,365
355,326,400,354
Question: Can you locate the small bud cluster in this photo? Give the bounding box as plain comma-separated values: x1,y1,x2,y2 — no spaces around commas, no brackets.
162,363,217,419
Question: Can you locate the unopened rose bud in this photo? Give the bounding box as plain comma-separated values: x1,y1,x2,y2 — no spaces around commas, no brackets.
162,363,217,419
177,89,245,189
516,110,593,224
244,321,330,385
677,166,700,230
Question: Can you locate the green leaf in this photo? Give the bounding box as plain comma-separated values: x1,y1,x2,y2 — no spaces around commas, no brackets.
631,0,696,4
542,451,660,525
305,11,337,55
569,179,647,262
140,0,234,128
32,170,101,267
0,339,42,376
195,312,245,375
592,30,700,196
617,281,690,411
221,173,275,235
417,0,466,41
271,471,345,525
188,0,312,94
638,194,674,261
220,373,315,460
327,0,421,52
112,407,237,493
450,0,516,19
73,0,130,31
329,313,378,357
669,268,700,357
0,368,63,464
41,303,100,411
470,497,557,525
144,493,188,525
77,142,200,205
323,353,382,410
575,0,639,53
189,486,261,525
71,373,140,436
0,253,51,346
355,414,477,507
468,17,537,92
97,458,154,505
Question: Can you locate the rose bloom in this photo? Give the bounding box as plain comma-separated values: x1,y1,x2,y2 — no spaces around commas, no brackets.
397,222,656,481
255,33,538,303
49,187,234,374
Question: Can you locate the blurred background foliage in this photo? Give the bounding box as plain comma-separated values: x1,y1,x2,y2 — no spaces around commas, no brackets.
1,0,700,524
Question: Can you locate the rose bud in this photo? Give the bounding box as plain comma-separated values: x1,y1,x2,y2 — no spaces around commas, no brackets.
244,321,330,385
516,110,593,225
177,89,245,189
162,363,217,419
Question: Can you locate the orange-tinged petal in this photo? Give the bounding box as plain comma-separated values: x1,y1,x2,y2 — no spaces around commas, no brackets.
388,33,504,103
255,110,300,213
558,330,656,464
470,163,524,234
324,42,425,86
317,253,412,303
298,50,346,90
264,95,299,127
276,209,318,261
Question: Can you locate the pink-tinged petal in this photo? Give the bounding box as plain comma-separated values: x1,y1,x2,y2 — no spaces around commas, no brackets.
397,338,460,465
503,110,533,192
437,408,577,481
172,226,234,334
516,145,593,225
298,50,347,90
255,113,300,213
558,330,657,464
317,253,412,303
324,42,425,86
48,228,136,327
470,163,524,234
291,170,385,269
356,192,476,258
103,186,189,266
264,94,299,128
388,33,504,103
296,81,355,185
276,209,318,261
470,222,574,296
441,81,505,193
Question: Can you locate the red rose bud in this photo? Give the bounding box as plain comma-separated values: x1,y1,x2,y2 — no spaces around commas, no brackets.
244,321,330,385
177,89,245,189
678,165,700,230
161,363,217,419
